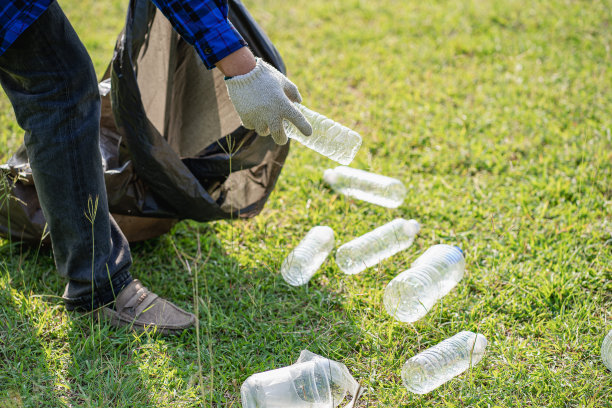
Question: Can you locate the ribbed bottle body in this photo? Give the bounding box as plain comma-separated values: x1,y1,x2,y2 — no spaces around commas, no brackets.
284,104,362,165
241,362,333,408
384,265,438,323
323,166,407,208
384,245,465,322
335,219,420,275
602,329,612,372
241,352,354,408
411,244,465,297
281,226,335,286
401,331,487,394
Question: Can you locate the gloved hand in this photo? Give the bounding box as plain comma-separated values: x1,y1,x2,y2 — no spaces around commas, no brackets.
225,58,313,145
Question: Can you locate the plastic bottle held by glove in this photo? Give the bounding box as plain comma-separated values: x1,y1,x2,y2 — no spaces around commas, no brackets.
281,226,335,286
283,104,362,165
402,331,487,394
241,350,362,408
335,218,420,275
384,244,465,322
323,166,407,208
602,329,612,371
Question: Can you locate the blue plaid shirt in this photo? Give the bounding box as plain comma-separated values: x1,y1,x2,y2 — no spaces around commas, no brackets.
0,0,247,69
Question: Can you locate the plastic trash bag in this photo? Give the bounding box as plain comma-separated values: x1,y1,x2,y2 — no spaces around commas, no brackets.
0,0,290,243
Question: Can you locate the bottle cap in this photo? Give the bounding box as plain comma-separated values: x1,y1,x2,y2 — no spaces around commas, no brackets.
454,245,463,255
322,168,338,185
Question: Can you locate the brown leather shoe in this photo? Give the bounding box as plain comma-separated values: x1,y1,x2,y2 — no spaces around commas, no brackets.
99,279,196,334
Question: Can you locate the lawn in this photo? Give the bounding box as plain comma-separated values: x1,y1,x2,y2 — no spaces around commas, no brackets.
1,0,611,406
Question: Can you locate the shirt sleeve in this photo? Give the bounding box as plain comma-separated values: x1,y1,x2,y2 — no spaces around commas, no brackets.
149,0,247,69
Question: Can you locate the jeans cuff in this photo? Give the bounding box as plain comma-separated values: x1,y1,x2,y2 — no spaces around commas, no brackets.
63,270,133,311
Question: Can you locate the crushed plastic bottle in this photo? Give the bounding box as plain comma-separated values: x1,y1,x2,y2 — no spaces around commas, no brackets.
402,331,487,394
602,329,612,372
241,350,362,408
335,218,420,275
281,226,335,286
323,166,407,208
283,104,362,165
384,244,465,322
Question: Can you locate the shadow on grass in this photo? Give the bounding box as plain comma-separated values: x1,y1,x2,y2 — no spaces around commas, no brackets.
0,275,66,407
0,244,155,408
1,221,379,407
128,222,376,407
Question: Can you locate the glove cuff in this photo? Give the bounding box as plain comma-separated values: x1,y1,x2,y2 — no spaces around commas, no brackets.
224,57,268,88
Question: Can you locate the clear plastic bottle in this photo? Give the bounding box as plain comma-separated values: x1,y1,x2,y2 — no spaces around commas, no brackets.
281,226,335,286
335,219,420,275
384,244,465,322
602,329,612,372
241,350,361,408
402,331,487,394
323,166,407,208
283,104,362,165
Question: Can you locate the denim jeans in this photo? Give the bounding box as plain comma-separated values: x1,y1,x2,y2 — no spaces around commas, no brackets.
0,2,133,310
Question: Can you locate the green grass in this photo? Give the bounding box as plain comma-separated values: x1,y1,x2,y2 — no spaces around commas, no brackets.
1,0,611,406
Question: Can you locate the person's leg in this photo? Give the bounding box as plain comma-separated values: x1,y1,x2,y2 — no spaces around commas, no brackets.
0,2,131,310
0,2,196,333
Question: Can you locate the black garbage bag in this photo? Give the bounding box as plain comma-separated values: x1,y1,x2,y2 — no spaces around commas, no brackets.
0,0,290,243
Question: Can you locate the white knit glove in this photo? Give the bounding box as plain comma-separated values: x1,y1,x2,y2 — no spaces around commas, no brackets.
225,58,312,145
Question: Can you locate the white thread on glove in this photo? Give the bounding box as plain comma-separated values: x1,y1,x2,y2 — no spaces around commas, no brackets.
225,58,312,145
